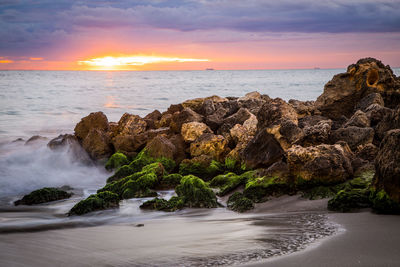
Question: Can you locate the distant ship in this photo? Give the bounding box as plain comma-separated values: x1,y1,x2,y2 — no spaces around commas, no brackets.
205,68,214,71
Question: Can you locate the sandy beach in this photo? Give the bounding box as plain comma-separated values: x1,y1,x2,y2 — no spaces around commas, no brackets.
245,211,400,267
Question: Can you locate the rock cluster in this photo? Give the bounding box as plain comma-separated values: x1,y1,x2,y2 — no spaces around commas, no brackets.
38,57,400,215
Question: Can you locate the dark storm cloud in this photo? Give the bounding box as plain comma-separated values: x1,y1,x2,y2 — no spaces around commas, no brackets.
1,0,399,54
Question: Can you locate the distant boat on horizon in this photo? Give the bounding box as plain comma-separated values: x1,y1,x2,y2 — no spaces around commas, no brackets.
205,68,214,71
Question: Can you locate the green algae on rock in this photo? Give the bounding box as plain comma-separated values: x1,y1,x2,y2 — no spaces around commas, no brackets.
328,189,370,212
140,196,185,212
105,152,129,171
175,175,218,208
370,189,400,214
209,171,254,196
14,187,72,206
68,191,119,216
178,156,224,180
243,176,291,203
159,173,183,189
227,192,254,213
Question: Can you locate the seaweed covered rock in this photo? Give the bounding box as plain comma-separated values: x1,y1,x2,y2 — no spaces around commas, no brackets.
315,58,400,120
68,191,119,216
370,129,400,214
140,196,185,212
14,187,72,206
287,143,353,187
328,188,370,212
227,192,254,213
179,155,224,180
243,176,291,203
159,173,183,189
101,162,164,198
74,111,109,141
209,171,254,196
105,152,129,171
175,175,218,208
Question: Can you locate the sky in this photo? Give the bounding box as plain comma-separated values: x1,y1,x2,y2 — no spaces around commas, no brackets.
0,0,399,70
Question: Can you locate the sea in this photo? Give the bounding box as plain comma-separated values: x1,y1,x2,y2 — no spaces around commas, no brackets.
0,68,398,266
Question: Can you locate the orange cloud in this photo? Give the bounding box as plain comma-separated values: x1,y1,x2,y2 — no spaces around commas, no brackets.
30,57,44,61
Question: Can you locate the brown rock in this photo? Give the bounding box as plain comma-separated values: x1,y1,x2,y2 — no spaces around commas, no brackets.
301,119,332,146
375,106,400,140
355,93,384,112
74,112,109,140
287,143,353,185
218,108,253,135
315,58,400,120
330,126,374,151
145,135,176,159
181,122,212,142
344,110,370,128
289,99,316,118
189,133,228,161
170,108,203,133
237,91,266,114
372,129,400,202
242,129,284,169
82,129,113,160
144,110,162,129
365,104,392,128
257,98,298,130
356,143,378,162
117,113,147,136
48,134,92,164
169,134,187,163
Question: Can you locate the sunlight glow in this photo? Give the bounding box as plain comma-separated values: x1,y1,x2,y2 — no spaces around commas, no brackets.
78,55,209,68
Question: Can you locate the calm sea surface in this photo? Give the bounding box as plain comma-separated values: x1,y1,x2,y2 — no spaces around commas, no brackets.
0,69,356,142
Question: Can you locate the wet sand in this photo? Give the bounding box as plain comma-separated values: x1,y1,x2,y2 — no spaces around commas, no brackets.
245,211,400,267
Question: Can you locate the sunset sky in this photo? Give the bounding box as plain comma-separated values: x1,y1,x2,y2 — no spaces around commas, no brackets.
0,0,399,70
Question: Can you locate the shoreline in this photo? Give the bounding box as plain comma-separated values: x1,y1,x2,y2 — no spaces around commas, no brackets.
244,211,400,267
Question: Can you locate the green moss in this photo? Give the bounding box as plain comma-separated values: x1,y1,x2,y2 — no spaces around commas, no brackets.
14,187,72,206
209,171,254,196
327,188,370,212
227,192,254,213
179,159,224,180
99,162,164,199
175,175,218,208
301,186,337,200
224,157,237,171
68,191,119,216
107,165,135,183
130,150,175,173
159,173,183,189
105,152,129,171
243,176,291,203
370,189,400,214
140,196,185,212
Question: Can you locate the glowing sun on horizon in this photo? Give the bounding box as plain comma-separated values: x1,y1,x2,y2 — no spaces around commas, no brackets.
78,55,209,69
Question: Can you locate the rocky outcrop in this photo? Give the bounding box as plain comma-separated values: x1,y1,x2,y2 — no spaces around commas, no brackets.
144,135,176,160
15,187,72,206
370,129,400,213
330,126,374,151
316,58,400,120
74,112,109,140
257,98,298,130
82,129,113,160
181,122,212,142
189,133,228,161
287,143,353,186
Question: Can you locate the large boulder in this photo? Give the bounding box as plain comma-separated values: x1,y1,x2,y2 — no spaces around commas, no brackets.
170,108,203,133
315,58,400,120
48,134,92,164
355,93,384,112
74,112,109,140
237,91,267,114
218,108,253,135
257,98,298,130
242,129,284,169
375,106,400,140
144,135,176,160
82,129,113,160
181,122,212,142
189,133,228,161
287,143,353,186
370,129,400,213
330,126,374,151
344,110,370,128
289,99,316,118
116,113,147,136
301,119,332,146
144,110,162,129
14,187,72,206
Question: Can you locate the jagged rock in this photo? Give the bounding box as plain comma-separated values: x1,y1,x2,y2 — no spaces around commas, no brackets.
375,106,400,140
355,143,378,162
257,98,298,130
74,112,109,140
289,99,316,118
315,58,400,120
344,110,370,128
182,95,228,115
48,134,92,164
82,129,113,160
181,122,212,142
112,135,145,155
25,135,48,145
144,110,162,129
168,134,187,164
298,115,329,128
371,129,400,213
230,114,257,144
170,108,203,133
116,113,147,136
237,91,266,114
266,120,304,150
355,93,384,112
218,108,253,135
242,129,284,169
158,113,173,128
300,119,332,146
287,143,353,186
365,104,392,128
144,135,176,160
330,126,374,150
189,133,228,161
